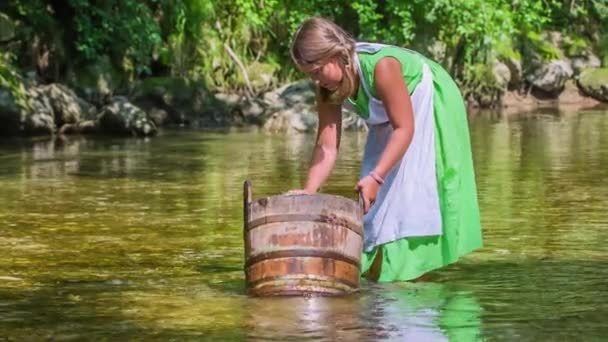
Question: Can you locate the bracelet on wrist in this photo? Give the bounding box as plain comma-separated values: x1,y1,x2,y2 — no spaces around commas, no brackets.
369,171,384,185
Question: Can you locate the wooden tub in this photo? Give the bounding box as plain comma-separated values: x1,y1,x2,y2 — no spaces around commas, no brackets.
243,181,363,296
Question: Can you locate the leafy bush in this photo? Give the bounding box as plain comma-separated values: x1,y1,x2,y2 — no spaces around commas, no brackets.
1,0,605,100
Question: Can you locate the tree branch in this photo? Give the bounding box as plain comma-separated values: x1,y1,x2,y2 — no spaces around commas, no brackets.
223,43,254,99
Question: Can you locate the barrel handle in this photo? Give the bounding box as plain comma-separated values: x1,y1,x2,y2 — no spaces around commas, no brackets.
243,180,252,224
243,180,252,265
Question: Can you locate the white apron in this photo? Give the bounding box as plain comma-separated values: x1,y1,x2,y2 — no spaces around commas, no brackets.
344,43,442,251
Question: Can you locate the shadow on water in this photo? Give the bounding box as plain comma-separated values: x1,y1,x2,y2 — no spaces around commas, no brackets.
0,284,148,340
196,262,246,296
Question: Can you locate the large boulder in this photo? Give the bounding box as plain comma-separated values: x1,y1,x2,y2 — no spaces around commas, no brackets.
264,104,318,133
577,68,608,103
3,83,98,136
571,54,601,75
263,80,318,133
1,76,60,136
98,97,157,136
214,93,266,126
503,57,522,88
520,31,571,95
526,60,574,95
495,40,523,88
23,87,55,135
262,80,366,133
40,84,96,126
461,63,506,108
493,62,511,89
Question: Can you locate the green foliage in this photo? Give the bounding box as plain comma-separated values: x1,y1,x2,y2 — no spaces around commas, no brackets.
524,31,562,61
155,0,213,77
351,0,384,41
562,35,589,57
579,67,608,87
495,39,521,62
589,1,608,66
548,0,607,30
512,0,556,32
0,0,605,102
9,0,55,31
600,34,608,67
67,0,161,75
0,52,29,113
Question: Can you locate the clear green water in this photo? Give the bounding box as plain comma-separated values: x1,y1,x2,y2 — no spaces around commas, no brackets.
1,109,607,341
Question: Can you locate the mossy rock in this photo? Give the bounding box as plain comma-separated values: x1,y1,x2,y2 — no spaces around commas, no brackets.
460,64,505,108
41,84,96,125
494,40,523,86
98,97,157,137
577,68,608,103
526,60,573,95
22,87,55,136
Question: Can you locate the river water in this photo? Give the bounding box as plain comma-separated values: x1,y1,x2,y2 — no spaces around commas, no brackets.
1,109,607,341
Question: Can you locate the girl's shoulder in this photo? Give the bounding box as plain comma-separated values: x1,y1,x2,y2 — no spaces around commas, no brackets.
356,42,425,74
356,42,424,74
355,42,427,97
356,42,421,59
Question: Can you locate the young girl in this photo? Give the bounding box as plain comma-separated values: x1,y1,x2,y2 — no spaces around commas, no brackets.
289,17,483,282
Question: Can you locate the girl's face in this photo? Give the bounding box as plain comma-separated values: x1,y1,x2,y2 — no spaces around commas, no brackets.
306,58,343,91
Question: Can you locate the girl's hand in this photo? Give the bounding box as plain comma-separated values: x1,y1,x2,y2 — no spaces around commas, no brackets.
356,175,381,213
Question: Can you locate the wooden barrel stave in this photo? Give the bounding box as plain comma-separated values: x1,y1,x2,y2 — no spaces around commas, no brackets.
247,258,360,296
250,277,356,297
246,221,363,266
248,195,363,235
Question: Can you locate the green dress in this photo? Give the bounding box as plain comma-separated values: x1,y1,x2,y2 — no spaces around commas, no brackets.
345,42,483,282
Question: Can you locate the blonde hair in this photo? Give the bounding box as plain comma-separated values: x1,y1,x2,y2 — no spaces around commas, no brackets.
290,17,357,104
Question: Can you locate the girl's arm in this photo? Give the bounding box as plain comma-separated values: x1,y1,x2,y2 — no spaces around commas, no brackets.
357,57,414,211
371,57,415,178
302,88,343,193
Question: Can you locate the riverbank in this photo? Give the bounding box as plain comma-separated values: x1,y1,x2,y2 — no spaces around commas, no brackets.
1,70,606,139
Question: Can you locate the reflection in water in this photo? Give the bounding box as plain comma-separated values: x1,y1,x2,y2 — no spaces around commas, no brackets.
244,283,481,342
1,109,607,340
